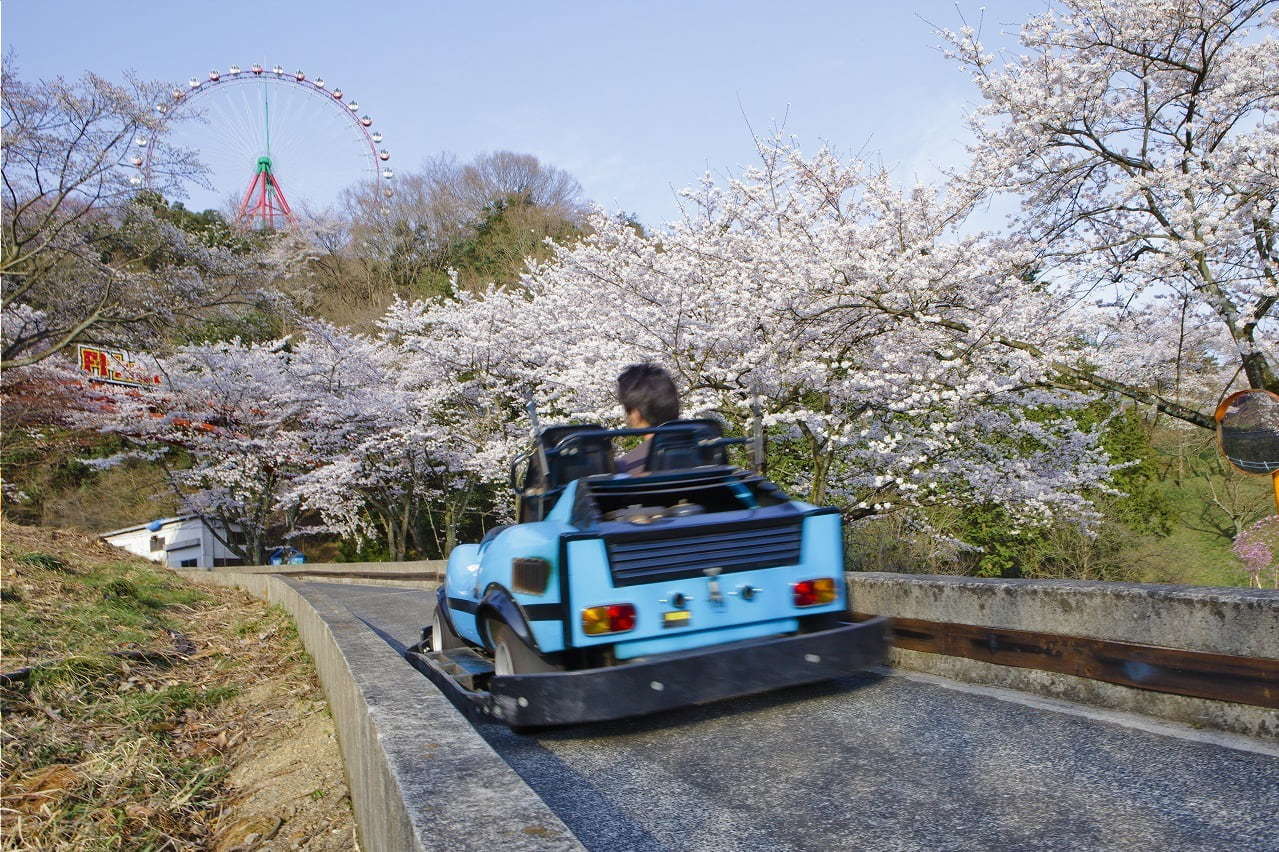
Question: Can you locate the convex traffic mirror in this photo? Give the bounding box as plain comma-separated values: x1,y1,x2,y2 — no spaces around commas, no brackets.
1215,389,1279,475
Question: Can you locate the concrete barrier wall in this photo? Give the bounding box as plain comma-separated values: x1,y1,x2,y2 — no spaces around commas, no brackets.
226,559,447,577
847,572,1279,740
180,570,581,852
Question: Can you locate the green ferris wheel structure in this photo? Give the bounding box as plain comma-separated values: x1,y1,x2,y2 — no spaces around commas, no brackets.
136,63,394,230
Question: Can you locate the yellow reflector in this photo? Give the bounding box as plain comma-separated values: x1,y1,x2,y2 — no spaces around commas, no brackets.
662,610,692,628
813,577,837,604
582,606,610,635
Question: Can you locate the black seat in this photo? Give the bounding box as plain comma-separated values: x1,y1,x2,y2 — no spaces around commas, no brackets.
646,419,728,472
543,423,615,486
519,424,614,522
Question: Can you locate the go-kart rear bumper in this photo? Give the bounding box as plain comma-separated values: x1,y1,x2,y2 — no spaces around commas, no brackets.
414,616,890,728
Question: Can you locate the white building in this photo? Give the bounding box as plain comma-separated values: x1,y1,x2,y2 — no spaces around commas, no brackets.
101,515,244,570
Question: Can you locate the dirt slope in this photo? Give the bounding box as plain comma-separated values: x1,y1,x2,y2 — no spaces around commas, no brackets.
0,522,356,850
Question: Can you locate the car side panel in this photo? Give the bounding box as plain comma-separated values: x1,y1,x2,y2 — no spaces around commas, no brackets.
443,543,483,644
442,483,580,652
474,521,569,653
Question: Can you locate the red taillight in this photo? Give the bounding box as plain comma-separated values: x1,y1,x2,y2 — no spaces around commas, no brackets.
793,577,837,607
582,603,637,635
608,603,636,632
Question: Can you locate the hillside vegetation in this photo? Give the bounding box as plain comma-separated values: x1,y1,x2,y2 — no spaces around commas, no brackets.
846,418,1271,586
0,523,353,849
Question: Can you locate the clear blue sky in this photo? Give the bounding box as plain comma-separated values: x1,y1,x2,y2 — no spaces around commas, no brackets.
4,0,1044,229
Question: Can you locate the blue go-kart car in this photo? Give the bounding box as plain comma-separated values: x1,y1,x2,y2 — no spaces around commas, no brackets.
410,417,888,729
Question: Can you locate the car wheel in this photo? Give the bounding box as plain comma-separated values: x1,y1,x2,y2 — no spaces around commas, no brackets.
487,620,560,675
430,608,465,652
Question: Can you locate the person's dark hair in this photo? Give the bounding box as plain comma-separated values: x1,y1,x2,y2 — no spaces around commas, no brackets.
617,363,680,426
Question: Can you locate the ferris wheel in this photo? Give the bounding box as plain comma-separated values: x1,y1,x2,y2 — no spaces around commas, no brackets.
134,64,393,229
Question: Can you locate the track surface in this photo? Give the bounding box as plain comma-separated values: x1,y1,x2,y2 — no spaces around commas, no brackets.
310,582,1279,852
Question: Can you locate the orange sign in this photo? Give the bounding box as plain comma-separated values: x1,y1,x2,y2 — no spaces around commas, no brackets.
76,344,163,387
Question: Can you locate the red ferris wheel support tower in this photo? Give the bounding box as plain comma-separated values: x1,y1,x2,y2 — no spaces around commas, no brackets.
236,156,295,229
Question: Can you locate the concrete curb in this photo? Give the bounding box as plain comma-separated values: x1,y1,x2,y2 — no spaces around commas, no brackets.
220,559,446,579
179,570,582,852
849,572,1279,658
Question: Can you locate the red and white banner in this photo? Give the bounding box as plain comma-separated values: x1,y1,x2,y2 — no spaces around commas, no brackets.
76,344,163,387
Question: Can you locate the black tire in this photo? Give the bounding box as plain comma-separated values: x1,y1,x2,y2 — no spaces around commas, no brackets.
430,607,466,652
486,620,560,676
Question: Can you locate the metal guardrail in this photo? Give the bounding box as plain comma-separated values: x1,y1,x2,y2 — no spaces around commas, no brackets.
854,613,1279,709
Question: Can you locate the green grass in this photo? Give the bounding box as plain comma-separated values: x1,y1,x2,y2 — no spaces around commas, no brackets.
5,620,235,848
15,552,70,572
2,554,209,664
114,684,242,724
1132,429,1274,586
2,523,344,850
1,538,245,848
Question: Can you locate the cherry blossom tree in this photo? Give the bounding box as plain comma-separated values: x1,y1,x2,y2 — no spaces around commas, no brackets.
1233,513,1279,586
73,137,1126,559
943,0,1279,428
2,62,273,369
379,294,549,551
282,322,478,561
386,139,1117,531
76,315,510,563
86,338,312,564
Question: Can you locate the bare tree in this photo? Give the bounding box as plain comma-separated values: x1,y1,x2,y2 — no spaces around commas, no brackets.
1,60,270,368
336,156,476,293
456,150,586,221
307,151,589,319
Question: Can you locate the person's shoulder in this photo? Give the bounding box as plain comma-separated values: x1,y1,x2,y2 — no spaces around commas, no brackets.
616,441,648,473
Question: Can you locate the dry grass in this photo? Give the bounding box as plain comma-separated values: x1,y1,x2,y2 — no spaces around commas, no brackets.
1,522,355,850
40,462,179,536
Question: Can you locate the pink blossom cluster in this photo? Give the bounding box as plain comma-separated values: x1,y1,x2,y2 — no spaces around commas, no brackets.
1233,515,1279,588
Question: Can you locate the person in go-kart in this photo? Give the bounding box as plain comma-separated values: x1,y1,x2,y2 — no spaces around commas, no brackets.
614,362,680,475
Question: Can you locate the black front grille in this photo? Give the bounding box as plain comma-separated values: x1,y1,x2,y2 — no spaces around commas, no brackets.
605,520,803,586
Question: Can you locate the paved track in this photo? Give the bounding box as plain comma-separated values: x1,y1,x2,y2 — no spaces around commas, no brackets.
310,581,1279,852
